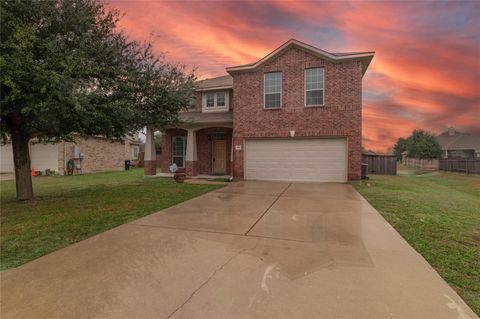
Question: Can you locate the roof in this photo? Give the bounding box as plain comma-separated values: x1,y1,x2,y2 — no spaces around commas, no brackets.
437,129,480,151
178,111,232,125
226,39,375,75
195,75,233,91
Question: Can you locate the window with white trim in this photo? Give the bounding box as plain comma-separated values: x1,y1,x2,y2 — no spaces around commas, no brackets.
131,145,139,160
305,68,324,106
172,136,186,167
216,91,225,107
264,72,282,109
202,91,229,111
206,93,215,107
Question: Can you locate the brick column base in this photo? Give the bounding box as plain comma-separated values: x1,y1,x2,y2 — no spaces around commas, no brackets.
185,161,197,177
144,160,157,176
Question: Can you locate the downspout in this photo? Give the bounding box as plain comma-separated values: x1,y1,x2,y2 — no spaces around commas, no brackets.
64,142,67,175
230,133,234,178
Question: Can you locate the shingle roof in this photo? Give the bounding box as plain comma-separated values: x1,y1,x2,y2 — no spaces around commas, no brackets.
178,111,232,125
332,52,374,57
437,129,480,150
195,75,232,91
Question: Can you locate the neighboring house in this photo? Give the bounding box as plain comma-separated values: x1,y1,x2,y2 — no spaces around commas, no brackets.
437,127,480,159
147,39,374,182
1,135,142,175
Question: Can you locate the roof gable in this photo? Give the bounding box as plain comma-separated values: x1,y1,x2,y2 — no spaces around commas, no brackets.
226,39,374,75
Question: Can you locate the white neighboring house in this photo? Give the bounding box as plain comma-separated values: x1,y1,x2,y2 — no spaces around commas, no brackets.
1,135,142,175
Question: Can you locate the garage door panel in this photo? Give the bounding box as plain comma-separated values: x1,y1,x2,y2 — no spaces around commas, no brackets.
31,143,59,172
245,138,347,182
1,144,14,173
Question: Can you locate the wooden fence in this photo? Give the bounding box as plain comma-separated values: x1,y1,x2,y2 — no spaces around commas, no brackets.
403,157,439,170
439,158,480,174
362,154,397,175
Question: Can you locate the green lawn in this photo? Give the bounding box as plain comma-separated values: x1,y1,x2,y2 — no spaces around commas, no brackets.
354,167,480,315
0,169,223,270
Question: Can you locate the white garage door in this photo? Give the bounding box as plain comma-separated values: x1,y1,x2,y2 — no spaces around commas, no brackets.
245,138,347,182
31,143,59,172
1,144,15,173
0,143,59,173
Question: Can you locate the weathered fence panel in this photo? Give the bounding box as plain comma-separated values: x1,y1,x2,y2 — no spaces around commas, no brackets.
439,159,480,174
403,157,439,170
362,155,397,175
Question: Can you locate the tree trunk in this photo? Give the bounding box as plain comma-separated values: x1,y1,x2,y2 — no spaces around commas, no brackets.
11,115,34,200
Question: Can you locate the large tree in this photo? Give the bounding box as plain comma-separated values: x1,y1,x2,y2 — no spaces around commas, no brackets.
405,129,442,159
1,0,195,200
392,137,407,160
406,130,426,158
414,134,442,159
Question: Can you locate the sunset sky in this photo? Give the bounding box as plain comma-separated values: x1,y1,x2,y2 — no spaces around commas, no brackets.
107,0,479,152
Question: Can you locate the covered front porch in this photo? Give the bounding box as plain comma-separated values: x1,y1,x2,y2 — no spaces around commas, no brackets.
144,112,233,177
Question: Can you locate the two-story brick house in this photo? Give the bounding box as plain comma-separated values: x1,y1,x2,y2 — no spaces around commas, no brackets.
144,39,374,182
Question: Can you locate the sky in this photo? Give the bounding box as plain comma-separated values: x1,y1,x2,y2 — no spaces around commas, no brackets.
106,0,480,152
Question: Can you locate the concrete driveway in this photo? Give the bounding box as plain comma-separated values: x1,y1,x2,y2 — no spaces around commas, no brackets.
1,181,477,319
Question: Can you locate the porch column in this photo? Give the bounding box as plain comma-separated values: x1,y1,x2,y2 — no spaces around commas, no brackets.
185,128,197,176
144,127,157,176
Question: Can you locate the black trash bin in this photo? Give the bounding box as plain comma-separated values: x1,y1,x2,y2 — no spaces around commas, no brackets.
361,163,369,179
124,160,131,171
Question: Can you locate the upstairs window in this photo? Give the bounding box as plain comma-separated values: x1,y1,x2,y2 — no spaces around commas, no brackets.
305,68,324,106
216,92,226,107
264,72,282,109
203,91,229,111
206,93,215,107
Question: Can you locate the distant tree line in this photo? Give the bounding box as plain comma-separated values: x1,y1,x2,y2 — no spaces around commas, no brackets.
393,130,442,160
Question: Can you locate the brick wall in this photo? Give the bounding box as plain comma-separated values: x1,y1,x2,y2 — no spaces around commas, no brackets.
190,91,203,111
58,137,130,174
231,46,363,180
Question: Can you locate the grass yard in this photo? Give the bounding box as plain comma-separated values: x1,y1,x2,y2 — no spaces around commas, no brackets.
0,169,224,270
354,167,480,315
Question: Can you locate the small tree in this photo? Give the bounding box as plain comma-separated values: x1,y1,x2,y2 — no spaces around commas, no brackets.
392,137,407,161
1,0,195,200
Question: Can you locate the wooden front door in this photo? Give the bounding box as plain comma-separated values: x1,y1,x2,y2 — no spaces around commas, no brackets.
212,140,227,174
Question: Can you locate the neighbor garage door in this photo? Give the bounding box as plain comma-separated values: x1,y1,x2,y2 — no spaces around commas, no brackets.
31,143,59,172
1,143,59,173
245,138,347,182
1,143,14,173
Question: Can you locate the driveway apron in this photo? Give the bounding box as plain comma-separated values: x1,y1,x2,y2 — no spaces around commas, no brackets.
1,181,477,319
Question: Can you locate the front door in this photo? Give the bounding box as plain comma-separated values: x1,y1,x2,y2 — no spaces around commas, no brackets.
212,140,226,174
